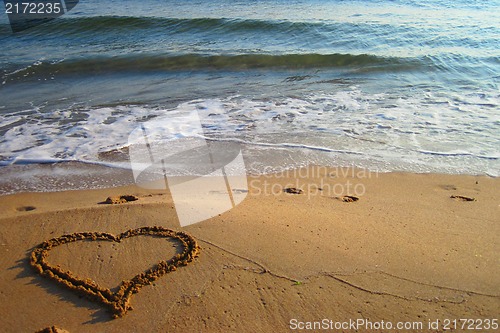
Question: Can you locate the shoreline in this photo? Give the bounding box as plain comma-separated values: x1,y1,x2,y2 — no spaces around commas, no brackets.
0,160,497,197
0,167,498,332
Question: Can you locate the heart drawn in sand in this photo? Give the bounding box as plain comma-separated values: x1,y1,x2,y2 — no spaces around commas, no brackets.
30,226,200,318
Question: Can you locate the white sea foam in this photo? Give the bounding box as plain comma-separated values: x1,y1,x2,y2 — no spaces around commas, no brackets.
0,88,498,185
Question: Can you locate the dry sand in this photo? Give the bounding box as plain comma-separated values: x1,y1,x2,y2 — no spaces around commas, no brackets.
0,167,498,332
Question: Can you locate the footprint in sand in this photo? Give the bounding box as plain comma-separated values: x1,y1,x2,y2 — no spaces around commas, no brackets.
450,195,476,202
35,326,70,333
283,187,303,194
102,194,139,204
338,195,359,202
439,184,457,191
16,205,36,212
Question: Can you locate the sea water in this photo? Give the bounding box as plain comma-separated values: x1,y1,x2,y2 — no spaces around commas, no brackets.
0,0,498,193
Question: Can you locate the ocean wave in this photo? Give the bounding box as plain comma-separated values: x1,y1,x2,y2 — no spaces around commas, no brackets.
1,92,498,177
1,53,421,83
1,14,496,82
7,16,372,36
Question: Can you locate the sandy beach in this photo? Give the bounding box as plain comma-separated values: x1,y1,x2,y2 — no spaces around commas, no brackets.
0,166,498,332
2,0,499,332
